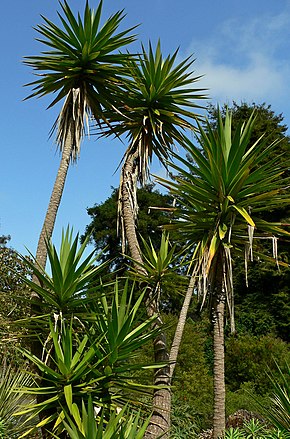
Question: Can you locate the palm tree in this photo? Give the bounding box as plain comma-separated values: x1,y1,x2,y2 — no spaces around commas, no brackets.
24,0,136,270
156,109,290,438
100,41,206,438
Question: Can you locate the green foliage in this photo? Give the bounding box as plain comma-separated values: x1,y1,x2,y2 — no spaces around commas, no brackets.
157,109,290,321
0,246,32,365
225,335,290,394
61,396,149,439
0,362,35,438
15,228,164,436
226,382,267,419
165,315,290,431
233,259,290,341
262,362,290,432
100,41,206,185
224,427,245,439
19,227,108,315
16,285,163,436
166,314,214,430
24,0,136,158
242,418,266,438
128,232,187,290
223,418,290,439
208,102,290,342
206,102,290,164
170,396,200,438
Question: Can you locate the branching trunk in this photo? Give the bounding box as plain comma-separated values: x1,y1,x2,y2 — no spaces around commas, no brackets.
120,150,171,438
211,257,226,439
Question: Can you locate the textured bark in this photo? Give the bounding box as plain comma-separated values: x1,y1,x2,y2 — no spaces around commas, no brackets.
145,292,171,439
120,149,144,267
169,273,195,380
120,150,171,438
145,345,171,438
212,260,226,439
34,129,72,272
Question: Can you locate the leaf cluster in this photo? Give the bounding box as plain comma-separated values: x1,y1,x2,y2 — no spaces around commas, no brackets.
13,228,164,437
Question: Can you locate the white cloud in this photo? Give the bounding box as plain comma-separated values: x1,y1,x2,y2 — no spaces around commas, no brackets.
187,6,290,111
200,55,287,104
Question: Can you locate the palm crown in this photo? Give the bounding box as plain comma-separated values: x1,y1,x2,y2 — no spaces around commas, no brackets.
157,109,290,317
101,41,207,185
24,0,136,161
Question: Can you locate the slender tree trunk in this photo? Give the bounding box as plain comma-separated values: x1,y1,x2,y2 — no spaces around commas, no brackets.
120,150,171,438
169,272,195,380
34,129,72,272
145,304,171,439
211,258,226,439
120,149,144,266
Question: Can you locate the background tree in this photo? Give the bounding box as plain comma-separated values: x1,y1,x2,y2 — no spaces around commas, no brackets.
0,238,32,365
0,235,11,246
82,184,174,272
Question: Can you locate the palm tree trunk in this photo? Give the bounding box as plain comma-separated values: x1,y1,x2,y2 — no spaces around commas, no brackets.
169,272,195,380
211,259,226,439
34,129,72,271
119,148,144,266
31,126,72,353
145,312,171,439
120,150,171,438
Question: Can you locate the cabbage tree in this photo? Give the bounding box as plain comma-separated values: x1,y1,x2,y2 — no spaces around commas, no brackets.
24,0,135,270
100,41,206,438
157,109,290,438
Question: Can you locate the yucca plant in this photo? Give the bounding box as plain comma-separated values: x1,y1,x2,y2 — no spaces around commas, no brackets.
59,396,150,439
15,282,164,437
224,427,245,439
24,0,136,270
156,108,290,438
266,429,290,439
19,227,108,316
15,319,108,437
85,280,165,403
15,228,165,437
128,232,186,291
223,424,290,439
259,362,290,433
0,362,35,438
127,232,194,383
242,419,266,438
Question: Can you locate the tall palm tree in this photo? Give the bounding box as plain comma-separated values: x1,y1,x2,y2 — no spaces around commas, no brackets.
24,0,136,270
156,109,290,439
100,42,206,438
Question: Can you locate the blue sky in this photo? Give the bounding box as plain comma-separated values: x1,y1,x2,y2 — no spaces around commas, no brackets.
2,0,290,255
